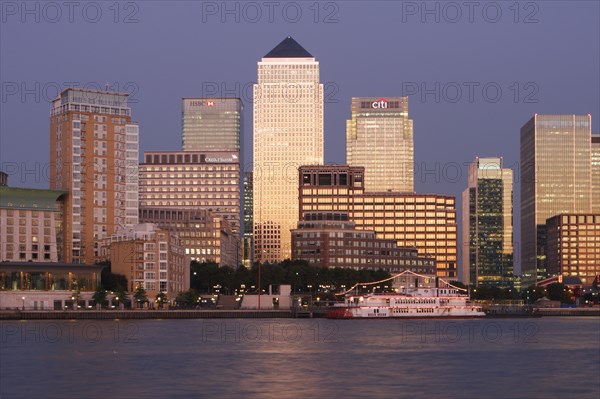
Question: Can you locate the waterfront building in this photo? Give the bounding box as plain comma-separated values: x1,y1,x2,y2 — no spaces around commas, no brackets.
0,182,67,262
520,114,592,284
546,213,600,285
298,166,458,278
139,208,238,267
292,212,436,274
461,157,514,287
102,223,188,299
253,36,324,262
346,97,414,192
49,88,139,264
182,98,242,152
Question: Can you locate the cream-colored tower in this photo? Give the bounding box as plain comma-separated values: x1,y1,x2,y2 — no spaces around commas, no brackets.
253,36,324,262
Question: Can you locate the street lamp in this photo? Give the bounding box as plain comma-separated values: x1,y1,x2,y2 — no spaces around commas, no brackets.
21,296,25,310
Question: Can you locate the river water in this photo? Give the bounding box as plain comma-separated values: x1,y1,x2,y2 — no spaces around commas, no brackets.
1,317,599,399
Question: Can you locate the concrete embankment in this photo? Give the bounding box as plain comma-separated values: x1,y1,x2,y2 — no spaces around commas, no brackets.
0,309,294,320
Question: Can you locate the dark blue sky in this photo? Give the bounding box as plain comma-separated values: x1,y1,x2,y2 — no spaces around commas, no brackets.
1,1,599,271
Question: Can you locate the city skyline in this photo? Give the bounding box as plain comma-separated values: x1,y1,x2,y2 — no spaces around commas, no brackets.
1,3,599,275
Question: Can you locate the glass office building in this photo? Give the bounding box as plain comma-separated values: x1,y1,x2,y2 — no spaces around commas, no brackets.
520,114,593,285
182,98,242,152
346,97,414,192
462,157,513,287
592,134,600,214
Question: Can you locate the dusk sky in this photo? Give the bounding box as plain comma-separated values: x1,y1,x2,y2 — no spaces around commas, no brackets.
1,1,599,271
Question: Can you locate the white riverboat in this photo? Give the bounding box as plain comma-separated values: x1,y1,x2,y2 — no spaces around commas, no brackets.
327,271,485,319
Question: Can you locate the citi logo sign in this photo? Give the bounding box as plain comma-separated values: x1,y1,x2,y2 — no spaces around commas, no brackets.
372,98,388,108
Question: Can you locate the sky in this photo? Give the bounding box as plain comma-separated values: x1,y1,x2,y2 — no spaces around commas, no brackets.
1,1,599,272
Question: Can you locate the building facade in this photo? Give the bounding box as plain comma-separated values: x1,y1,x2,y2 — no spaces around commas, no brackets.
292,213,436,274
592,134,600,214
103,224,188,300
139,150,241,235
546,214,600,285
520,114,592,284
0,185,67,262
182,98,242,152
253,36,324,262
346,97,414,192
50,88,139,264
243,171,253,267
139,208,238,267
462,157,514,287
298,166,458,278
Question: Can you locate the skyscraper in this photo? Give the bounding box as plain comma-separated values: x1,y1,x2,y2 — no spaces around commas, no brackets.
253,36,324,262
346,97,414,192
592,134,600,213
520,114,592,285
182,98,242,152
243,172,253,267
50,88,139,264
462,157,513,287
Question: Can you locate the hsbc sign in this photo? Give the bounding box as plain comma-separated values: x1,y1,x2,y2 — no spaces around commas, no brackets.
188,100,216,107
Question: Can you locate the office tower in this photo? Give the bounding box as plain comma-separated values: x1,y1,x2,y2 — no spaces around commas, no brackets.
461,157,513,287
103,223,188,299
298,166,458,278
520,114,592,285
50,88,139,264
253,36,324,262
243,172,253,267
346,97,414,192
0,181,67,262
138,151,241,265
182,98,242,152
292,212,436,274
546,214,600,285
593,135,600,213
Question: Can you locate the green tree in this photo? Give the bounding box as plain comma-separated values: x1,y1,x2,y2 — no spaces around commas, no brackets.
92,285,108,308
175,289,200,309
133,286,148,309
155,291,168,309
114,285,129,308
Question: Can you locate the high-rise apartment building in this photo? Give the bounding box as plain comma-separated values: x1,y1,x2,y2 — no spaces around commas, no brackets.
50,88,139,264
243,172,253,267
298,166,458,278
346,97,414,192
520,114,592,285
462,157,513,287
182,98,242,152
253,36,324,262
592,134,600,213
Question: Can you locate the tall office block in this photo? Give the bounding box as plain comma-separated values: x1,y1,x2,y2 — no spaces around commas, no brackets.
50,88,139,264
592,134,600,213
520,114,592,285
243,172,253,267
253,36,324,262
346,97,414,192
462,157,513,287
182,98,242,152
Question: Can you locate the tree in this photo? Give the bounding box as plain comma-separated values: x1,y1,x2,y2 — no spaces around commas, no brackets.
155,291,168,309
92,285,108,308
114,285,129,308
133,286,148,309
175,289,200,309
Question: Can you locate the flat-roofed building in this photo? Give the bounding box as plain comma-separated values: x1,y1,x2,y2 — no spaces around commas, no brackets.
546,213,600,285
102,223,189,300
292,212,435,274
0,185,67,262
298,166,458,278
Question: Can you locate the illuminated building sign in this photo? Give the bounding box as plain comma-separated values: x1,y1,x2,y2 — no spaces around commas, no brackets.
360,99,401,109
